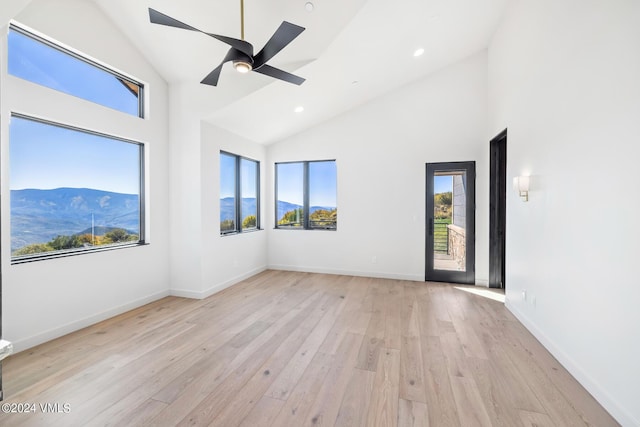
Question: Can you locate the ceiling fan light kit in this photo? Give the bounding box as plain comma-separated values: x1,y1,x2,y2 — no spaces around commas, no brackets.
148,0,306,86
233,61,252,73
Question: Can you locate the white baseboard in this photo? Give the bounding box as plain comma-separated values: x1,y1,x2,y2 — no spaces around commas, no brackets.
505,301,636,427
10,289,171,353
268,264,424,282
170,266,268,300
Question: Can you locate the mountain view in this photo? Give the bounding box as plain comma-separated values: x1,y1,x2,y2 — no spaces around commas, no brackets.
276,200,336,218
220,197,257,222
276,200,337,229
220,197,336,229
11,187,139,253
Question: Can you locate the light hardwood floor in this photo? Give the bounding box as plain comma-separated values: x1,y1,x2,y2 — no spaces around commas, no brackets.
1,271,619,426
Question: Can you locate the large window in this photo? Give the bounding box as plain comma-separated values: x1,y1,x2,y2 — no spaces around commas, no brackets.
10,114,144,261
276,160,337,230
8,24,144,117
220,152,260,234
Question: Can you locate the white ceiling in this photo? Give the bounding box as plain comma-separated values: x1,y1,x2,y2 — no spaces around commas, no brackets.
92,0,509,144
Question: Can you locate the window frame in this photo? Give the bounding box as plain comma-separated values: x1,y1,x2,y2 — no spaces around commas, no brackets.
8,23,145,118
220,151,261,236
9,113,146,264
275,159,337,231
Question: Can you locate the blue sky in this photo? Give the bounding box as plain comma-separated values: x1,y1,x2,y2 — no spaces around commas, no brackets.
277,162,304,205
434,175,453,194
308,161,337,207
276,161,337,207
220,155,258,200
220,153,236,198
10,116,140,194
240,158,257,198
9,28,139,116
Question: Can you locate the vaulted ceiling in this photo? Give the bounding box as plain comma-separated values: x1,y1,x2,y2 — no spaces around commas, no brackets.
40,0,510,143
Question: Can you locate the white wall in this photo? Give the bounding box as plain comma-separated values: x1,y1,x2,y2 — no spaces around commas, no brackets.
167,84,204,297
198,123,268,297
489,0,640,425
167,88,268,300
1,0,171,352
267,51,489,283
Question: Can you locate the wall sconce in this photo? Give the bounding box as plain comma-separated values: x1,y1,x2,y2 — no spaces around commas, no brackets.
513,176,530,202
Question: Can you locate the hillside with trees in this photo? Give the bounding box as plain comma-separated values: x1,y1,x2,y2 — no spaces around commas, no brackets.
434,191,452,220
13,228,139,256
278,207,337,229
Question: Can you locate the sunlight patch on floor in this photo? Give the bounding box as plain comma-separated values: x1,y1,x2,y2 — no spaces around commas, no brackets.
454,286,506,303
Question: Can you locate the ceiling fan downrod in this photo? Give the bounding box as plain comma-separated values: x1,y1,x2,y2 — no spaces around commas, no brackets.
234,0,252,72
240,0,245,40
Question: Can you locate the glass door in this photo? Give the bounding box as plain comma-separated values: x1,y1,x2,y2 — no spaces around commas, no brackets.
426,162,475,284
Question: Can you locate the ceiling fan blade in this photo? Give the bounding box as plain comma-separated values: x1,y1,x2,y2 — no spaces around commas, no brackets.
253,22,305,68
149,9,253,57
201,64,224,86
253,64,305,85
205,33,254,57
200,48,250,86
149,8,200,32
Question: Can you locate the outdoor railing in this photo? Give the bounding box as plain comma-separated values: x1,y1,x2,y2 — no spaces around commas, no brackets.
434,221,449,254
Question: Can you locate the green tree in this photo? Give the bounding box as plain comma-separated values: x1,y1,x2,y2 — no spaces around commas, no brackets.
278,208,303,226
104,228,130,243
220,219,235,232
242,215,257,229
13,243,54,256
434,191,452,220
435,191,452,206
310,209,337,228
77,233,94,245
50,234,82,250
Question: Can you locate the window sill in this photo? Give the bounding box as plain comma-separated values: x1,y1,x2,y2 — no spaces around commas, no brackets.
273,227,337,231
220,228,264,237
11,242,148,265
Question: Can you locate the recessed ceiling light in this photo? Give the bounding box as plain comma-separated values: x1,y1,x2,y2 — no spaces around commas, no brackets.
305,2,314,12
294,106,304,113
414,48,425,57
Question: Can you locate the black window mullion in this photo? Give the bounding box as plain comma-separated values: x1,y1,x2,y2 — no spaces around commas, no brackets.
138,86,145,119
255,161,261,230
274,163,279,229
139,143,146,243
235,155,242,232
303,162,310,229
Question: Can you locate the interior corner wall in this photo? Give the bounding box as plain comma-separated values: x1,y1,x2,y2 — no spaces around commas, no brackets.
167,84,204,298
488,0,640,425
267,51,489,283
0,0,171,352
167,86,268,300
199,122,268,298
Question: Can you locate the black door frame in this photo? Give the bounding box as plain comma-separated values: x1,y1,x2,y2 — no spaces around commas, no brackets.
489,129,507,289
425,161,476,285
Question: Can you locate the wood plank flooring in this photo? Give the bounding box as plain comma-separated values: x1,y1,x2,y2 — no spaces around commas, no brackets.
0,271,619,426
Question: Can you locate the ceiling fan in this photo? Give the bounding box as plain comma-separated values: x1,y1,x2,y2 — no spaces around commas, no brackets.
148,0,306,86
